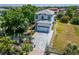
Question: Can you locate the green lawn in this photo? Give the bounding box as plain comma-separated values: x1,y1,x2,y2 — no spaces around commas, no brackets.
74,25,79,36
51,20,79,53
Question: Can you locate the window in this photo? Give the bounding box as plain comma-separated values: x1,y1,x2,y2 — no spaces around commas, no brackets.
44,15,48,20
41,14,48,20
41,15,44,20
48,15,51,20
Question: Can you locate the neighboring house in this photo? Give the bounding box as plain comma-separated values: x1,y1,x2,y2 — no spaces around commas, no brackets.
35,9,55,33
48,8,66,13
58,8,65,12
48,8,59,13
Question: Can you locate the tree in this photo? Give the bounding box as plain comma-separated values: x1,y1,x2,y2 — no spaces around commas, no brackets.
67,6,77,10
0,16,8,38
21,4,38,25
1,8,28,37
70,17,79,25
65,8,74,19
60,15,70,23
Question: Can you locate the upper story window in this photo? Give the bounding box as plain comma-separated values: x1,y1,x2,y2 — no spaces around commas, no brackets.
44,14,48,20
48,15,51,20
41,15,44,20
41,14,48,20
35,14,52,21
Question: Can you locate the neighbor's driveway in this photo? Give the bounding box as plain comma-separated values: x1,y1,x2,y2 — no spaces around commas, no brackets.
29,31,53,55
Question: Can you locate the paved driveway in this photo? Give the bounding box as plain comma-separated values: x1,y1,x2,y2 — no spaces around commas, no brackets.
29,31,53,55
32,31,53,51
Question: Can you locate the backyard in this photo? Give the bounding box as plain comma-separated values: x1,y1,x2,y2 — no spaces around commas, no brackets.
51,20,79,53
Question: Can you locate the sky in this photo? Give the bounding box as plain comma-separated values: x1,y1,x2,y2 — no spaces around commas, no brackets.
33,4,79,7
0,4,79,7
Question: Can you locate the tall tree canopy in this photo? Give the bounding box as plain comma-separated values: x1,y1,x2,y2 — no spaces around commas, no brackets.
65,8,74,19
21,4,38,24
1,8,28,35
0,4,39,36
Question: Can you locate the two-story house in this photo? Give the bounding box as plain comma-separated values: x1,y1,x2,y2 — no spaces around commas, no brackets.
35,9,55,33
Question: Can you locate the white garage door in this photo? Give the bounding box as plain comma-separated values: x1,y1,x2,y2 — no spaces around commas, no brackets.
37,26,49,33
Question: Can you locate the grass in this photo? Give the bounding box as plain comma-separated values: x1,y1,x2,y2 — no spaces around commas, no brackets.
51,20,79,53
74,25,79,36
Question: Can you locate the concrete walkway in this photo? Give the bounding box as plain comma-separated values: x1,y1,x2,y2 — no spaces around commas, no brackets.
29,31,53,55
29,48,44,55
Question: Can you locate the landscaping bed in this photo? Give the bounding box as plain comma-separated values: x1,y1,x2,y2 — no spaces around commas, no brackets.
0,37,33,55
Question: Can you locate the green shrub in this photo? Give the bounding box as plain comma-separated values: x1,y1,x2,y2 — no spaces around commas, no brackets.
63,43,79,55
0,37,16,54
60,15,70,23
21,43,33,54
70,17,79,25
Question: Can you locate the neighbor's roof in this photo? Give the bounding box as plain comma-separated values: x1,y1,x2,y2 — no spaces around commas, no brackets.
59,8,65,12
35,9,54,15
48,8,59,12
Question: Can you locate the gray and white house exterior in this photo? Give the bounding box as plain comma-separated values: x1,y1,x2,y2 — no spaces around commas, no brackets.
30,9,55,54
35,9,55,33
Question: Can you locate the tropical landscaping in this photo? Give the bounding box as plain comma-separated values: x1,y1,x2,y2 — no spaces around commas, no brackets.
0,4,39,55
